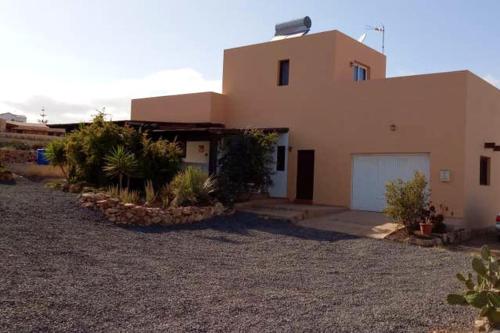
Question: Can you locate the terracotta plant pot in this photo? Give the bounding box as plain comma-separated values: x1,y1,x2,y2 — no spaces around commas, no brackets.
420,222,433,236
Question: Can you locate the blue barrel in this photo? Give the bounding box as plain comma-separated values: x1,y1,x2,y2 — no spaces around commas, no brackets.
36,149,49,165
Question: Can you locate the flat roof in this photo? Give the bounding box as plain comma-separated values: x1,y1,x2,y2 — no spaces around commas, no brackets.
48,120,288,135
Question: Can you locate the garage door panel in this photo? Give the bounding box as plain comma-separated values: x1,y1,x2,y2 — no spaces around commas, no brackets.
351,154,430,212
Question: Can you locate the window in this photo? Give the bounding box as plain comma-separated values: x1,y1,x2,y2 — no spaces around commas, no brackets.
480,156,490,186
278,60,289,86
353,63,368,81
276,146,286,171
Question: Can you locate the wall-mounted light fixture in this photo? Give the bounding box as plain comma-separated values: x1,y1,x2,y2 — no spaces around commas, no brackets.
389,124,397,132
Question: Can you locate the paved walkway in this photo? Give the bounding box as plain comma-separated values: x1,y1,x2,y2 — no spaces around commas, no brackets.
296,210,400,239
236,200,401,239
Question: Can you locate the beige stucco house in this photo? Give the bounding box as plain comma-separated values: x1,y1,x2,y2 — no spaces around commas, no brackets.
130,28,500,229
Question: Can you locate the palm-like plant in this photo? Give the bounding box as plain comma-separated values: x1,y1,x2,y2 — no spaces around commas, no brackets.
45,139,68,180
103,146,138,190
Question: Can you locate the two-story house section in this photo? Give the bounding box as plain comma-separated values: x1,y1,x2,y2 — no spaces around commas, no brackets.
131,22,500,230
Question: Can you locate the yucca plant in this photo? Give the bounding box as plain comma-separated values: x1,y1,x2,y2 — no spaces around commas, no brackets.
170,166,216,206
158,184,171,208
119,188,141,204
105,185,120,198
103,146,138,190
447,246,500,329
144,179,156,205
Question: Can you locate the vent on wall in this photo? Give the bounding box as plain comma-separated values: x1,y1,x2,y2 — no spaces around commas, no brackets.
272,16,312,41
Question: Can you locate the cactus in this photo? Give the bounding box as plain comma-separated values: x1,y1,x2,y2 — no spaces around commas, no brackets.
447,246,500,326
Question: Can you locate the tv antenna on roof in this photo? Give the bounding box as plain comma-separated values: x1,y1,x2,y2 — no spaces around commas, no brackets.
39,107,48,124
366,24,385,54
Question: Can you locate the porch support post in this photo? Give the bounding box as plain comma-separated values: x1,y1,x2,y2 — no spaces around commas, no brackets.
208,136,219,175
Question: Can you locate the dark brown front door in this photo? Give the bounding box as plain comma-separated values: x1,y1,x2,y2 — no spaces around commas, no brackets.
296,150,315,201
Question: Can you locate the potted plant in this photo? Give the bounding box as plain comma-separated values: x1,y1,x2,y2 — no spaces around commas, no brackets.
419,217,433,236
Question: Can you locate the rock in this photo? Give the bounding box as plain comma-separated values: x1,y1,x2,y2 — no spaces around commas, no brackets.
0,170,15,184
161,214,171,224
68,183,83,193
82,187,95,193
104,208,119,215
80,192,95,200
214,202,225,215
474,317,489,333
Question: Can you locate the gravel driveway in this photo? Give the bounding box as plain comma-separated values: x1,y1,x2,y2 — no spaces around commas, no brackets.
0,179,475,332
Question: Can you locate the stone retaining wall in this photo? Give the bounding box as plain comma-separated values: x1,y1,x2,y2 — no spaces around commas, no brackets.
409,227,472,247
0,149,36,163
79,192,226,226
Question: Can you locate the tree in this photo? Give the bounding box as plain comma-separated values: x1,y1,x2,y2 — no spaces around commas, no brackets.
103,146,138,190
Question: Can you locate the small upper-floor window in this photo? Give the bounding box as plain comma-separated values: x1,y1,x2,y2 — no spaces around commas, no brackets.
353,63,368,81
278,59,289,86
480,156,491,186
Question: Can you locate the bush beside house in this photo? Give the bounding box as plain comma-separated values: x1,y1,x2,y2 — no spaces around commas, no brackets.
216,129,278,204
384,172,470,246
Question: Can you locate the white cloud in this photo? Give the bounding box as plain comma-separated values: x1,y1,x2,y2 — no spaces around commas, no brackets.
0,68,221,123
482,74,500,88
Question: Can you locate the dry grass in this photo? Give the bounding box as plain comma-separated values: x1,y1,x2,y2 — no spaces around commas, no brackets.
5,162,64,180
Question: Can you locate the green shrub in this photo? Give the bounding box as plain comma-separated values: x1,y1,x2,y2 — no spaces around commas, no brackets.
139,135,182,187
52,114,182,189
170,166,215,206
63,113,135,185
447,246,500,328
384,171,429,231
216,129,278,204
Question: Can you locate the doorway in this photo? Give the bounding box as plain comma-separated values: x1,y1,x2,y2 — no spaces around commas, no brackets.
296,150,315,201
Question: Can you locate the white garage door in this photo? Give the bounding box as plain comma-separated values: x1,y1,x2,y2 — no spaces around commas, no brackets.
351,154,430,212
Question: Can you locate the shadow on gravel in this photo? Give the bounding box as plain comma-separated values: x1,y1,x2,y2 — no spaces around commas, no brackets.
120,212,359,243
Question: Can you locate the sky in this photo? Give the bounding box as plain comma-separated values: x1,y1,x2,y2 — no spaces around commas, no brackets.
0,0,498,124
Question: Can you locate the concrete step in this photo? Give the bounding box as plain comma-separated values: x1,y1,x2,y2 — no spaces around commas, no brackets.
234,198,290,209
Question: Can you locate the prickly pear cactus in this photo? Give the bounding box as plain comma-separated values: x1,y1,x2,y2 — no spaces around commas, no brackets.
447,246,500,327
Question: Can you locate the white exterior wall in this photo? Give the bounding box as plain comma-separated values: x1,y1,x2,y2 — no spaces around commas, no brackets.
269,133,289,198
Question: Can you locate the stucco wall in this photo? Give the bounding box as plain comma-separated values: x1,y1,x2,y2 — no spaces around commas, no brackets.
223,30,469,217
128,29,500,223
464,72,500,228
131,92,225,123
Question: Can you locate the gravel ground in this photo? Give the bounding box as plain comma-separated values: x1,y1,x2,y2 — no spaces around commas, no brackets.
0,179,475,332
